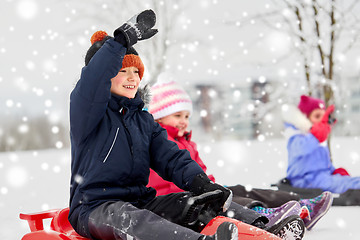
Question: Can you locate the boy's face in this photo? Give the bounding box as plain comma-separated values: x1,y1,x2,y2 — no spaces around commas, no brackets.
309,108,325,124
159,110,190,137
110,66,140,98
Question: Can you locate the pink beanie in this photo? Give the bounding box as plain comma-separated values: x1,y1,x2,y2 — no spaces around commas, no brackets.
149,81,193,120
298,95,325,116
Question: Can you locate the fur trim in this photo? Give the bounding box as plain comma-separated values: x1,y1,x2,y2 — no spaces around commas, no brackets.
281,104,312,133
137,84,152,109
283,127,302,141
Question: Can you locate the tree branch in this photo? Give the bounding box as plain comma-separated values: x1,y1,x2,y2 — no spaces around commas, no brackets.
312,0,327,78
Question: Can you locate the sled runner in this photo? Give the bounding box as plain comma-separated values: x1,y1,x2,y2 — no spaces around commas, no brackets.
20,207,281,240
272,178,360,206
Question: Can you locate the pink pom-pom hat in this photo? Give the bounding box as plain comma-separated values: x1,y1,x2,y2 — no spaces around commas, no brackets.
298,95,325,116
149,81,193,120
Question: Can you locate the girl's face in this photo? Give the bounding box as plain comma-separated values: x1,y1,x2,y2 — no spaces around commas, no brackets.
309,108,325,124
158,110,190,137
110,66,140,98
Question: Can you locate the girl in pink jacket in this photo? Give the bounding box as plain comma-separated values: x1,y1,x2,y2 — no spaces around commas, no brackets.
149,122,215,195
147,81,332,231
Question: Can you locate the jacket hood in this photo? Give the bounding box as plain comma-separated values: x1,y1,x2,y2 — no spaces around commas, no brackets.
281,104,312,133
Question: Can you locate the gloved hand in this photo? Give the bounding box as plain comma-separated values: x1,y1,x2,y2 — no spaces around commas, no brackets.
114,9,158,47
189,173,232,213
181,190,224,228
310,105,336,143
332,167,350,176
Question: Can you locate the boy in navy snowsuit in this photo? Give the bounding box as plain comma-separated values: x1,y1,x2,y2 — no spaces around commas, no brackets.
69,10,239,240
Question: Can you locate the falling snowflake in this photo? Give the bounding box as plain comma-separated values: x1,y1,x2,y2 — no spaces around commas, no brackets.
6,166,28,187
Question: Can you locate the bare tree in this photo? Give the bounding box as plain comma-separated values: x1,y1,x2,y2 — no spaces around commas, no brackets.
223,0,360,157
235,0,360,106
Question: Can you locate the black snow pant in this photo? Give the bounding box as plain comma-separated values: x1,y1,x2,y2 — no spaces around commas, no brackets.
228,184,301,208
88,192,266,240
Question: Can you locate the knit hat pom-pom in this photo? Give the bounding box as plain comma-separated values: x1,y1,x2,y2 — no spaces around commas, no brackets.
90,31,108,45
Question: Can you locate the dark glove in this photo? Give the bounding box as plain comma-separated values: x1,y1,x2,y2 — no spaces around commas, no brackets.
181,190,224,229
310,105,336,143
114,9,158,47
189,173,232,213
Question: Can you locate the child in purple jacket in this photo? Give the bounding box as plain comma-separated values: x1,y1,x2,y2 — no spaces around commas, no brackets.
283,95,360,194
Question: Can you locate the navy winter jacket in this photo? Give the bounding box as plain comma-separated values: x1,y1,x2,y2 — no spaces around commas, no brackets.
68,38,204,237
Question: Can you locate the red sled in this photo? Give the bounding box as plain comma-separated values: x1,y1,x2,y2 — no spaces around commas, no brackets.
20,207,281,240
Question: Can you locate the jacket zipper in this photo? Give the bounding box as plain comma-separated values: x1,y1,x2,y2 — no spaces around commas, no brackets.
120,108,134,156
103,127,120,163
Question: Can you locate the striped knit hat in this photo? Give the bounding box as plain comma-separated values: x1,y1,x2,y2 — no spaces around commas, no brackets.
149,81,193,120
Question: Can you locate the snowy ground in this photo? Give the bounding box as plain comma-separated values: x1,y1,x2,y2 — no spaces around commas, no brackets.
1,137,359,240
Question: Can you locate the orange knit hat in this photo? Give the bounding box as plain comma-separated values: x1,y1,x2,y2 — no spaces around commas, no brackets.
86,30,144,80
121,52,144,80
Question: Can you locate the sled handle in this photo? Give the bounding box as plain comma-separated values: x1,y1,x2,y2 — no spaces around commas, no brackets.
20,209,61,232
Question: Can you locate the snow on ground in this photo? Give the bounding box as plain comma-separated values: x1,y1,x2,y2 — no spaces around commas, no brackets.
1,137,359,239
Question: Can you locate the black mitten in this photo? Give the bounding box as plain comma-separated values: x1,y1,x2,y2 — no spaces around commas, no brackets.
181,190,223,231
190,173,232,213
114,9,158,47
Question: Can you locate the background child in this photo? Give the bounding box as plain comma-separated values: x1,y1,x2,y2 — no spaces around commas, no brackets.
69,10,240,240
148,81,324,234
282,95,360,194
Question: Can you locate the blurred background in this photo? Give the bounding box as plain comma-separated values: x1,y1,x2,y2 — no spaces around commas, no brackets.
1,0,360,152
1,1,360,239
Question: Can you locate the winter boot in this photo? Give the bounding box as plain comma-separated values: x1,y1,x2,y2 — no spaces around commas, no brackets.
267,215,305,240
252,200,302,226
199,222,238,240
299,191,333,230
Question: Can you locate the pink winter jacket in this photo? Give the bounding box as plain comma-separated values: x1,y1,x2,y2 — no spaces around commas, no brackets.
147,123,215,195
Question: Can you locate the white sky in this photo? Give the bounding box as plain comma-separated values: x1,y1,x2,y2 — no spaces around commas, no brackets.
1,0,360,120
0,0,293,118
